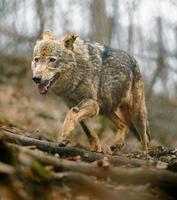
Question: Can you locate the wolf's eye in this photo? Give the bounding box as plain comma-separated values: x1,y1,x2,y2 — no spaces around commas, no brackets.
49,58,56,63
34,57,39,62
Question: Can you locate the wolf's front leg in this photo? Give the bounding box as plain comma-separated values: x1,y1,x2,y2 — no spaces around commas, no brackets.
58,99,99,145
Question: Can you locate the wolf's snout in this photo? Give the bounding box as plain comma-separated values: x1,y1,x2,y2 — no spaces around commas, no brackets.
32,75,42,83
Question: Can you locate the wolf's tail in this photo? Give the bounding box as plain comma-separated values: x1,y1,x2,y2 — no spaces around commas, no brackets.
130,59,151,143
130,122,150,142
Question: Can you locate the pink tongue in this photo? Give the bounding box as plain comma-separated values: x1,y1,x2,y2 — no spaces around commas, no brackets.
38,84,48,94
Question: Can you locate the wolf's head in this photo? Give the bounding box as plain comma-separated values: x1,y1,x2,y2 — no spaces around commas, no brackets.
31,32,78,95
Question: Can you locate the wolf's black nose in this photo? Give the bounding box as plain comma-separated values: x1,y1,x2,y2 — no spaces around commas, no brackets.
32,75,42,83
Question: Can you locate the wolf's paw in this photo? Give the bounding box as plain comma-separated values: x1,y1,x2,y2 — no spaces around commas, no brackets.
58,139,69,147
90,141,102,153
110,143,124,153
101,146,112,155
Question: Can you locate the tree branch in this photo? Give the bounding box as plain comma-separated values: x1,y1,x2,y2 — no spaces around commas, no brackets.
0,127,164,168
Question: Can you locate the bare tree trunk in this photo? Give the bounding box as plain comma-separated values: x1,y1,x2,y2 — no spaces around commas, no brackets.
90,0,112,45
111,0,121,48
147,17,166,100
127,1,141,54
175,26,177,56
35,0,45,37
46,0,56,30
127,8,134,54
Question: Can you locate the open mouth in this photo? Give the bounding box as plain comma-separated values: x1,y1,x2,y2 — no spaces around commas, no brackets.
38,73,60,95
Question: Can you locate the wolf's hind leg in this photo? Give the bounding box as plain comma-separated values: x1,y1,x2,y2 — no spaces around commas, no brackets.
108,113,128,152
131,111,150,151
80,121,102,152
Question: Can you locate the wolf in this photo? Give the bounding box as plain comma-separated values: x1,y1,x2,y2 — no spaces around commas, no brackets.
31,31,150,152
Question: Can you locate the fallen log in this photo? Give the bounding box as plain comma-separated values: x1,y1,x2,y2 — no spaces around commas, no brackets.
0,127,166,168
0,142,158,200
8,144,177,196
52,172,157,200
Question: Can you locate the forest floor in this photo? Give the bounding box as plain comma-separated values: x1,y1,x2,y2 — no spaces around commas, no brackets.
0,79,177,200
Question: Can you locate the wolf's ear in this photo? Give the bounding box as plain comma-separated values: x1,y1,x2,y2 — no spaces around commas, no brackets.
41,31,55,40
63,33,78,51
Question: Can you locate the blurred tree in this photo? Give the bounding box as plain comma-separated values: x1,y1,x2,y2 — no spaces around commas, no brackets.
111,0,121,48
35,0,45,37
147,17,167,100
126,0,141,54
90,0,112,45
